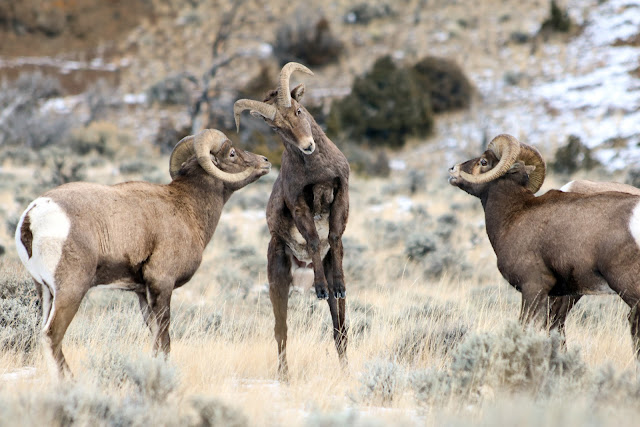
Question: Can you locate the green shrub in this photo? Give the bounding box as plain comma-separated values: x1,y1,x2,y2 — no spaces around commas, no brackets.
551,135,600,175
410,56,473,113
328,56,434,148
540,0,572,33
274,9,344,66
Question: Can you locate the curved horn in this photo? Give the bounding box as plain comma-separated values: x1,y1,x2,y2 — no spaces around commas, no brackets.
518,142,546,193
169,129,253,183
459,134,521,184
233,99,277,132
277,62,314,108
169,135,196,179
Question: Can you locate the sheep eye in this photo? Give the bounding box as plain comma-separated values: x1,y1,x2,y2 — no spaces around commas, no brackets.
296,108,302,116
230,149,236,158
480,158,488,167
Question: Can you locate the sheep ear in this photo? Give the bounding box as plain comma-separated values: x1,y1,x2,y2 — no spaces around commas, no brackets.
507,162,523,173
291,83,305,101
524,165,537,175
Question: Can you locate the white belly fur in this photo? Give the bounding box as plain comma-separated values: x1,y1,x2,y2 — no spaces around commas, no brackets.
287,215,330,291
287,215,331,264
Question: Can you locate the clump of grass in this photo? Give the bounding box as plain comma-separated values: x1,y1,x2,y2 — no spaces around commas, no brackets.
411,322,587,405
123,355,179,403
188,396,249,427
0,265,40,356
171,304,222,340
359,358,406,405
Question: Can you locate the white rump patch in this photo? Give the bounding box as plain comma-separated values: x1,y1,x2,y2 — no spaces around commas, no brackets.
559,181,574,192
630,202,640,249
15,197,70,330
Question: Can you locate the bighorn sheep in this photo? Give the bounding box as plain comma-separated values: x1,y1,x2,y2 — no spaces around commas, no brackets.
234,62,350,376
448,134,640,357
15,129,270,377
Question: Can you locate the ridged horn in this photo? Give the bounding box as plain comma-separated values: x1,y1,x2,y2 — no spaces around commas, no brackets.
169,135,196,179
277,62,314,108
169,129,253,183
459,134,521,184
518,142,546,193
233,99,276,132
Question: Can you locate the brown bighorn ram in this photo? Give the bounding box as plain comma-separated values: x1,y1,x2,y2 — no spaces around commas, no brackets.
449,134,640,358
15,129,270,378
234,62,350,376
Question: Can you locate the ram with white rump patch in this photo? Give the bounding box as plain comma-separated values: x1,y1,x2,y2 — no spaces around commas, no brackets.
15,129,270,378
449,134,640,358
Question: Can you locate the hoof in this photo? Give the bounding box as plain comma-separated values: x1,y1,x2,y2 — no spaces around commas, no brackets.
316,287,329,300
334,290,346,299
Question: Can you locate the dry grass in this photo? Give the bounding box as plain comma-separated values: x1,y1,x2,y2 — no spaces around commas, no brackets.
2,123,638,425
2,171,640,426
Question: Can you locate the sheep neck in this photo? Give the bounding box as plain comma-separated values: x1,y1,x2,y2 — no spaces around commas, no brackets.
481,179,534,251
169,175,226,249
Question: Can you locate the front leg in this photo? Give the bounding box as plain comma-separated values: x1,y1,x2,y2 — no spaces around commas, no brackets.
519,276,556,330
290,193,329,299
328,181,349,299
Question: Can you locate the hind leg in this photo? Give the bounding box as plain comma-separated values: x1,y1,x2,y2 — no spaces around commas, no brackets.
268,237,292,378
42,279,90,379
30,279,50,329
600,269,640,359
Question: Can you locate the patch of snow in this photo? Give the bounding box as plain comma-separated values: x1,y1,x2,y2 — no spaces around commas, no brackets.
0,367,36,381
395,196,413,212
389,159,406,170
40,96,82,114
123,93,147,104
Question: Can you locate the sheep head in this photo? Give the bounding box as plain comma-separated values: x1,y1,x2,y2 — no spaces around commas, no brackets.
448,134,545,196
234,62,317,155
170,129,271,185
